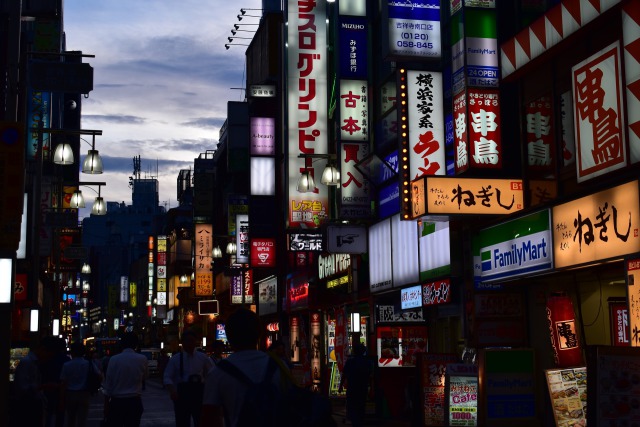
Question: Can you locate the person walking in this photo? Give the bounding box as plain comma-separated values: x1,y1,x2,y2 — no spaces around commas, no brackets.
163,330,214,427
59,342,102,427
201,308,284,427
101,332,148,427
339,343,373,427
42,337,70,427
11,337,57,427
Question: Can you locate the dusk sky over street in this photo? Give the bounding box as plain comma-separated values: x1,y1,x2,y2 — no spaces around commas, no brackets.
63,0,262,213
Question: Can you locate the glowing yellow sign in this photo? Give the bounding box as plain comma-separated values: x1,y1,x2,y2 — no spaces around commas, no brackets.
424,177,524,215
553,181,640,268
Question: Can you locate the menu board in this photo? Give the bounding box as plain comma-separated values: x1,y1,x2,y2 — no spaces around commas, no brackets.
587,346,640,426
419,353,459,426
545,367,587,427
445,363,479,426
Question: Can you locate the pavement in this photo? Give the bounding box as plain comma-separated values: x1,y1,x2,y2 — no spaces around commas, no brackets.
83,376,412,427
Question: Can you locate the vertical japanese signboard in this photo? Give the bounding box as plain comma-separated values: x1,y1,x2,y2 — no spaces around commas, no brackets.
287,0,329,229
525,95,555,172
572,42,626,182
231,269,253,305
195,224,213,297
407,70,445,179
387,0,441,59
552,181,640,269
467,88,501,168
627,257,640,347
338,16,368,80
340,141,371,219
156,235,166,309
453,91,469,174
340,80,369,141
236,214,249,264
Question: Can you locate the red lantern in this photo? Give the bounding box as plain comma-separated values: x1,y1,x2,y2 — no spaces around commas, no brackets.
546,292,583,367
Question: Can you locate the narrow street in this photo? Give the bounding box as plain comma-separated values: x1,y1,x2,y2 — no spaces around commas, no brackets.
85,375,410,427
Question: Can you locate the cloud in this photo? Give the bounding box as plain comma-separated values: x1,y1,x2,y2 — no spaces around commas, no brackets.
64,0,262,206
181,117,226,129
82,114,146,124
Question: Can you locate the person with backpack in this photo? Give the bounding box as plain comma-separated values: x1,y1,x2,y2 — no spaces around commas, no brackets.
163,329,214,427
59,341,102,427
201,309,336,427
201,308,288,427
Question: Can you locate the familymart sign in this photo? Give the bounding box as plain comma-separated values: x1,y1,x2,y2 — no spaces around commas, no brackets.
478,210,553,282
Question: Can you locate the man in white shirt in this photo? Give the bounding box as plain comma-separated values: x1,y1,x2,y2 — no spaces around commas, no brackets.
102,332,148,427
60,341,102,427
163,329,214,427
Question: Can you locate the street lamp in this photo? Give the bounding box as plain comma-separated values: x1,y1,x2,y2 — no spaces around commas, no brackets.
81,134,104,174
225,43,250,50
296,153,340,193
67,181,108,215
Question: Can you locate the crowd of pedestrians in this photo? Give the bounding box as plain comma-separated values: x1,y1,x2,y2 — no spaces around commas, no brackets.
10,309,375,427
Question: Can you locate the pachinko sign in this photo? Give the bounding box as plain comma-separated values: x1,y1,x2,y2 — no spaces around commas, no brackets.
572,42,626,182
287,0,329,229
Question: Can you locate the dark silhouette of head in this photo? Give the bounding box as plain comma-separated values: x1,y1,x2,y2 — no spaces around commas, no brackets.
181,329,198,354
225,308,260,351
69,341,86,358
120,331,138,350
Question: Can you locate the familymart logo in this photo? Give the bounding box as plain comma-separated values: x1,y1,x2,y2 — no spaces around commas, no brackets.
482,238,549,272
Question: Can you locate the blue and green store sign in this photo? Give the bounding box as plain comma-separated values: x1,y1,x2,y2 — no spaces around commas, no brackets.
476,209,553,283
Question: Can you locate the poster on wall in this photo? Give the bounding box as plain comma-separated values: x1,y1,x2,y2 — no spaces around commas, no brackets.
445,364,478,426
419,353,459,426
545,367,587,426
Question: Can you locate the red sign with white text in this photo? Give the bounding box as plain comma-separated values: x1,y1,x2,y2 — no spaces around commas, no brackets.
467,88,501,169
572,42,626,182
250,238,276,268
453,91,469,174
525,95,555,173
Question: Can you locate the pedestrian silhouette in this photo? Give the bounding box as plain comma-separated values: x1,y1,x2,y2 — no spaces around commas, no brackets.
102,332,148,427
339,344,373,427
163,329,213,427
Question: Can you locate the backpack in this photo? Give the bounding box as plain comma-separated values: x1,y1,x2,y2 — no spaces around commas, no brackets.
217,357,336,427
84,361,101,394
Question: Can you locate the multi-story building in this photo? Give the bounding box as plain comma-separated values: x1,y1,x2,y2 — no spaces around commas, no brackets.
182,1,640,426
